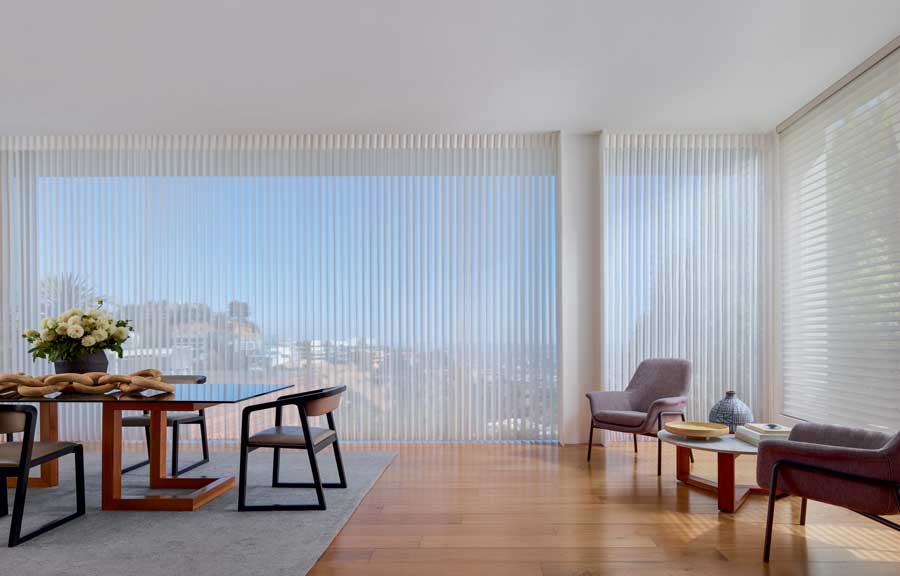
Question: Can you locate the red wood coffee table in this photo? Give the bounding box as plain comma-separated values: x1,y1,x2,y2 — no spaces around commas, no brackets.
658,429,768,513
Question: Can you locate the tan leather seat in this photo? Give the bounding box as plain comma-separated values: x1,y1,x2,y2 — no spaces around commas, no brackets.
122,413,203,426
247,426,336,448
0,441,78,467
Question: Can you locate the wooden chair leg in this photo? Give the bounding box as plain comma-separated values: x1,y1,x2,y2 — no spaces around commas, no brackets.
306,444,326,510
171,422,180,477
0,474,7,517
800,497,807,525
587,424,594,462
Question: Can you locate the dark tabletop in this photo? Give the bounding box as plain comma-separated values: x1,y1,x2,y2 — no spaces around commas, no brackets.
0,383,293,404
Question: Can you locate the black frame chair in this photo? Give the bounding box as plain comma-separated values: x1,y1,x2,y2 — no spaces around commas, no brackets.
763,459,900,562
0,405,85,547
238,385,347,511
121,375,210,476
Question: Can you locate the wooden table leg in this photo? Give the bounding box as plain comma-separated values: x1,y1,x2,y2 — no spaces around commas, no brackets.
101,404,122,508
7,403,60,489
101,403,234,511
718,453,738,513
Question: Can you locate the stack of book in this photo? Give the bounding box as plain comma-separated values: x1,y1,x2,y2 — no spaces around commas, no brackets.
735,422,792,446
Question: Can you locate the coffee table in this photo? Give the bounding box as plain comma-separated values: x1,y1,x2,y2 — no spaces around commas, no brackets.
658,429,770,513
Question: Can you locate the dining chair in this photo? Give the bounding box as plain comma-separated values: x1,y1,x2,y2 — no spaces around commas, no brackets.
586,358,692,475
757,422,900,562
121,374,210,476
0,404,85,547
238,385,348,511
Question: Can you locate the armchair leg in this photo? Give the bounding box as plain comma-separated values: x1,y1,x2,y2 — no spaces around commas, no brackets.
657,436,662,476
800,497,807,526
587,424,594,462
763,464,780,562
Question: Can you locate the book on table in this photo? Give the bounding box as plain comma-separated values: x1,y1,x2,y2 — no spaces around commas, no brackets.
736,423,792,446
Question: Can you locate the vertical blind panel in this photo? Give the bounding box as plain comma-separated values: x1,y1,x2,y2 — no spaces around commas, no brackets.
0,134,559,443
781,47,900,432
603,133,773,438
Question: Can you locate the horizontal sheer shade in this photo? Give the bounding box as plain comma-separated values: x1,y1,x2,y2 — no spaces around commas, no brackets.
0,133,560,443
780,46,900,432
602,133,773,436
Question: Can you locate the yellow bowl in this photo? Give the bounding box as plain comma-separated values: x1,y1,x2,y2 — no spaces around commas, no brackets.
664,421,730,438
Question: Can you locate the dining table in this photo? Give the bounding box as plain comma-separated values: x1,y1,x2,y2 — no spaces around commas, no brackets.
0,382,292,511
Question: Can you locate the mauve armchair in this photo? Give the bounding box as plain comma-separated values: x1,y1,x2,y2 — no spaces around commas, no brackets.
586,358,691,475
757,423,900,562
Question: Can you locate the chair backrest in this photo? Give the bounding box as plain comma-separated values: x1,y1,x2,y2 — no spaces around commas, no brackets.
161,375,207,384
0,405,36,436
288,385,347,417
625,358,691,412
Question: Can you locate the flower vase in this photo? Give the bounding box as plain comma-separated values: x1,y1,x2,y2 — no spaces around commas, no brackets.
54,350,109,374
708,390,753,433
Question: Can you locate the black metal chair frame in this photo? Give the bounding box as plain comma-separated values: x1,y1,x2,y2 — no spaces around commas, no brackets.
587,409,693,476
764,458,900,562
238,386,348,511
121,375,210,477
0,405,85,547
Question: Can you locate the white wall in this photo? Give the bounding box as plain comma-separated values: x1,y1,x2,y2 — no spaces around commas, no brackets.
558,133,603,445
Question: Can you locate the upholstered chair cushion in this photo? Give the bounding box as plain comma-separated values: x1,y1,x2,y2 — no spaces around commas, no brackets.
0,441,78,467
247,426,336,448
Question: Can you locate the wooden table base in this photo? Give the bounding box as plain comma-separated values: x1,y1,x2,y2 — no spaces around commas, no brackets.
101,402,234,511
6,403,59,489
675,445,768,513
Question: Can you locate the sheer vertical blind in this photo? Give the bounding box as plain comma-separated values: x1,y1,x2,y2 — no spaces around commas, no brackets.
602,133,774,433
780,46,900,431
0,134,559,443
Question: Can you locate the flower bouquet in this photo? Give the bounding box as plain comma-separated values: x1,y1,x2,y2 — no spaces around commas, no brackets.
22,300,134,372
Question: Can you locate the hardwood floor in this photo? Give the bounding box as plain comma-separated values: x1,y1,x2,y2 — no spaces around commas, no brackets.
311,442,900,575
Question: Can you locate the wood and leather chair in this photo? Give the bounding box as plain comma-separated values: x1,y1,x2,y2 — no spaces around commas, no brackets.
586,358,692,475
1,405,85,547
757,422,900,562
121,374,210,476
238,385,347,511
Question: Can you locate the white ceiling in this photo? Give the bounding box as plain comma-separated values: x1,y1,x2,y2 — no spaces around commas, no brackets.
1,0,898,135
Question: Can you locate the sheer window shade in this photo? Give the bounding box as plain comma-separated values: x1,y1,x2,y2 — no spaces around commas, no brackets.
780,47,900,432
0,134,560,443
602,133,774,434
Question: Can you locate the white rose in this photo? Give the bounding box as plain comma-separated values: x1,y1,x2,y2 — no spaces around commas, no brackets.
112,326,129,341
40,329,56,342
56,323,69,336
92,329,108,342
81,335,97,347
66,325,85,339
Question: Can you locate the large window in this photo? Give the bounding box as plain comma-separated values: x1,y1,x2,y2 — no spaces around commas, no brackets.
0,134,559,442
602,133,773,427
780,47,900,431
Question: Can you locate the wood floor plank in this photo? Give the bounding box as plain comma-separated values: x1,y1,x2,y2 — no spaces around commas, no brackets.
313,443,900,574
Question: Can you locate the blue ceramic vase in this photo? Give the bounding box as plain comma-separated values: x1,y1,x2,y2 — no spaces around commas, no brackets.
708,390,753,433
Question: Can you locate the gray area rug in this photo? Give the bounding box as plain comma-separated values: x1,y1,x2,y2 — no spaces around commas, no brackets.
0,449,395,576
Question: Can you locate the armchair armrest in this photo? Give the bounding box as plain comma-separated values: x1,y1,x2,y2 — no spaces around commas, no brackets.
756,438,895,489
585,390,632,414
645,396,689,430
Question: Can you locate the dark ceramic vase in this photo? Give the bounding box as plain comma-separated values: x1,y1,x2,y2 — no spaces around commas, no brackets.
54,350,109,374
